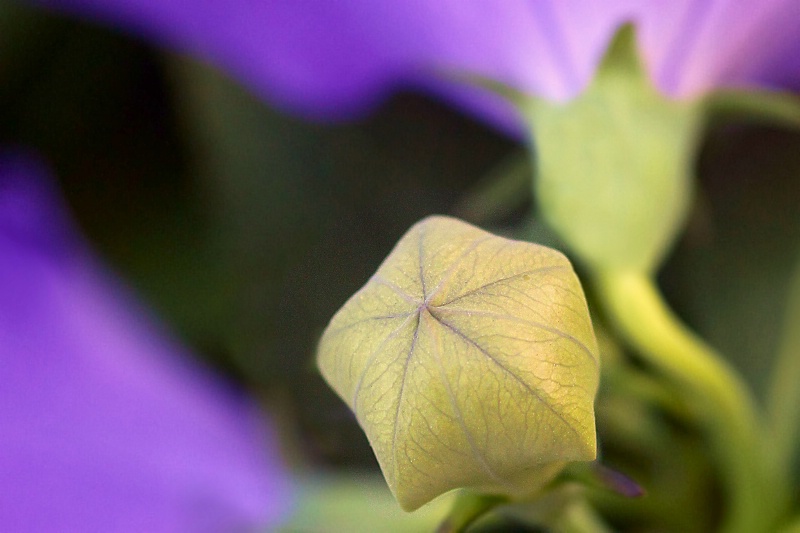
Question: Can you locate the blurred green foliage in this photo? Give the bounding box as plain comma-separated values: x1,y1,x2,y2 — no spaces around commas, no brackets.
4,3,800,521
1,4,513,470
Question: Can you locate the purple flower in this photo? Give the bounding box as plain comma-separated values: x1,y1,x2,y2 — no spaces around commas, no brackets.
27,0,800,132
0,150,292,531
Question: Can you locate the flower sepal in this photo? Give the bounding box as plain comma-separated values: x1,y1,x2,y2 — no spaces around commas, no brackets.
520,25,703,273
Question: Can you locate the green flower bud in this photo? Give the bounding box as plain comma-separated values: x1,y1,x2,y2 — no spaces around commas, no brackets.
317,216,599,510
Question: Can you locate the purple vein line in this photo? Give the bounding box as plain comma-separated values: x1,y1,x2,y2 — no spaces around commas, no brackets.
427,310,583,442
391,311,423,470
437,265,570,307
435,308,597,368
426,235,493,303
351,312,418,410
324,312,415,338
425,311,510,489
370,275,420,305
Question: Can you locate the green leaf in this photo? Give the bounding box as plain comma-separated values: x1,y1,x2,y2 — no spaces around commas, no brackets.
317,216,600,511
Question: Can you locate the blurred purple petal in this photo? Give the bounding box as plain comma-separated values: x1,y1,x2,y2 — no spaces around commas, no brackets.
0,150,292,531
638,0,800,96
23,0,639,132
27,0,800,132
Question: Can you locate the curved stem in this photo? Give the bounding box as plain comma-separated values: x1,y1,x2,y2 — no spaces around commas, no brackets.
435,491,506,533
594,270,786,533
555,499,614,533
450,151,532,224
766,256,800,476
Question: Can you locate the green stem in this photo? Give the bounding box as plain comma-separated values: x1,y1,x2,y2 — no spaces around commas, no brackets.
603,361,691,421
450,151,532,224
594,270,786,533
435,491,506,533
766,256,800,476
555,499,614,533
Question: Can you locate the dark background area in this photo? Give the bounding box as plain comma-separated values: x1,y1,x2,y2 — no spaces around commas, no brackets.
4,3,800,478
